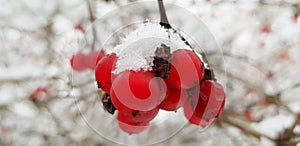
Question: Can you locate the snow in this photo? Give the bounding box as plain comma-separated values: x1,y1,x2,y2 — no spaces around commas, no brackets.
112,22,192,74
0,63,43,80
9,102,37,118
251,114,295,138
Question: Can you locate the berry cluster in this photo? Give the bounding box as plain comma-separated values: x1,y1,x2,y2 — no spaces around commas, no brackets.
95,44,226,134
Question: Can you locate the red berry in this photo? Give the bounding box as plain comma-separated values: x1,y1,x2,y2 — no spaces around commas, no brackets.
244,110,253,121
117,112,149,134
110,89,134,113
278,50,290,62
118,108,159,123
166,49,204,89
71,50,105,71
70,52,88,71
184,80,225,127
74,24,85,33
86,50,105,70
110,70,166,112
31,87,50,101
159,86,188,111
85,51,98,69
95,50,105,65
95,53,117,93
0,127,9,135
260,25,272,34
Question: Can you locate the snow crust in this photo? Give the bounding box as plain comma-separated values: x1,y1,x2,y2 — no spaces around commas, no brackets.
112,22,192,74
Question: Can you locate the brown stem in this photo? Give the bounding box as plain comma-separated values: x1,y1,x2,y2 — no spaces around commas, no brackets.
86,0,97,50
158,0,171,28
86,0,95,22
220,115,275,141
290,113,300,132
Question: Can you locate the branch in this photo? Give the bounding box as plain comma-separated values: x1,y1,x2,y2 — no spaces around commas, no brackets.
276,113,300,145
86,0,95,22
289,113,300,132
220,113,275,141
86,0,97,50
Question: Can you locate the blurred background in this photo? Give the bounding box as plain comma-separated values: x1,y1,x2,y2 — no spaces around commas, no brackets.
0,0,300,145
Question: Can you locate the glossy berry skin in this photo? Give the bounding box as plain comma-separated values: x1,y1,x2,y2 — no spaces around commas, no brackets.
110,70,167,112
118,108,159,123
70,52,88,71
165,49,204,89
159,86,188,111
70,50,105,71
183,80,225,127
85,51,98,70
95,50,105,65
110,89,134,113
95,53,117,93
86,50,105,70
117,112,149,134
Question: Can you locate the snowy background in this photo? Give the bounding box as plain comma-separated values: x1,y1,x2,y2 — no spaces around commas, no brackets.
1,0,300,146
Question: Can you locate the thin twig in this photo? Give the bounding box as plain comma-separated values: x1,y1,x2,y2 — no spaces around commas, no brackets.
289,113,300,132
276,114,300,146
86,0,98,50
86,0,95,22
220,114,275,141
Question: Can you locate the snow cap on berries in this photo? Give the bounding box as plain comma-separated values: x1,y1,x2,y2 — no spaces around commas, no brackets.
112,22,192,74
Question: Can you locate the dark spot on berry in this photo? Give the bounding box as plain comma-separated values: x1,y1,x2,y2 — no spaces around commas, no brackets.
132,111,138,117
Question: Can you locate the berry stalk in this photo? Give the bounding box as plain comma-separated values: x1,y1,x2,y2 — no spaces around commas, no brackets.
158,0,171,29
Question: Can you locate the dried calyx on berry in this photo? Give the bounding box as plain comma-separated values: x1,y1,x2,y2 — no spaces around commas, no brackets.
101,93,116,115
203,68,216,81
153,43,172,78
